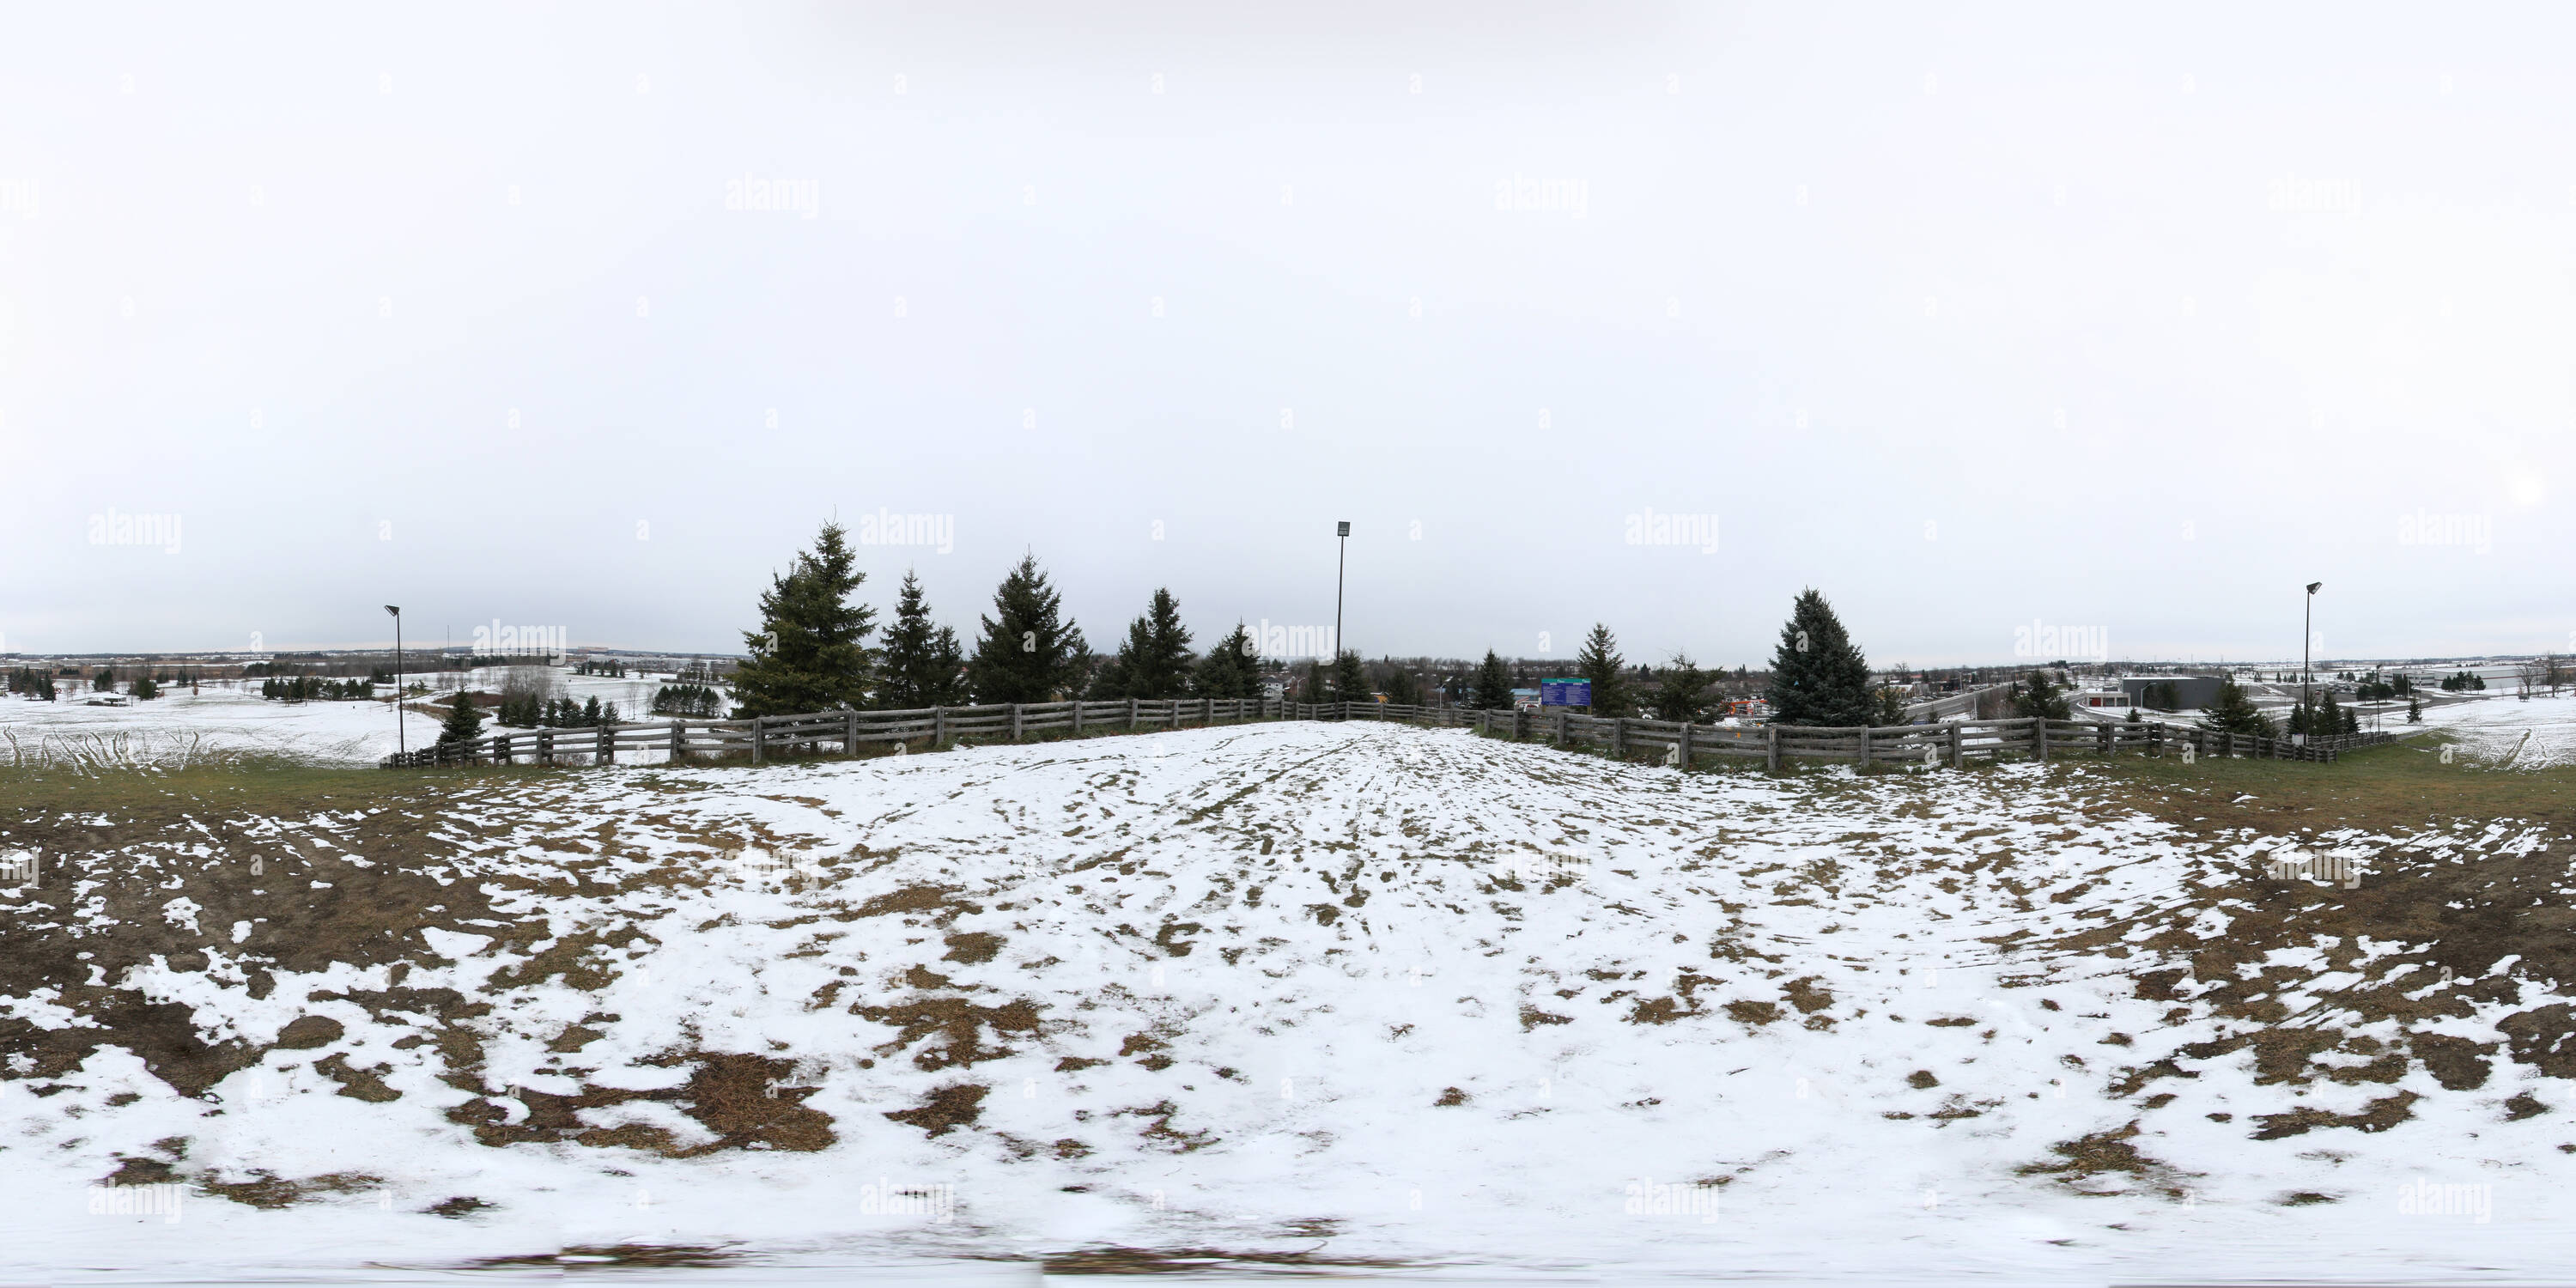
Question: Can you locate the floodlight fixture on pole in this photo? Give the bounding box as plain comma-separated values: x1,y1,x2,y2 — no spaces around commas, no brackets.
385,605,404,757
2301,582,2322,720
1334,521,1350,666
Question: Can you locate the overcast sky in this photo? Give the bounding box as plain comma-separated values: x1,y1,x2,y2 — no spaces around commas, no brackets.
5,3,2569,668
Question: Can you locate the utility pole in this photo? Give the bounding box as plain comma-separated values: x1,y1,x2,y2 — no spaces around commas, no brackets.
385,605,404,757
1334,520,1350,664
2302,581,2323,730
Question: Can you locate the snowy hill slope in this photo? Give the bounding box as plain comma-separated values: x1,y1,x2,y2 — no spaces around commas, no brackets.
3,721,2573,1282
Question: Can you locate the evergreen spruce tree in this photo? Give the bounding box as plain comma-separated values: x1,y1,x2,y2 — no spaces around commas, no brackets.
1381,659,1424,706
1190,623,1261,699
964,553,1087,702
438,695,486,745
2198,678,2275,738
1765,589,1874,726
93,668,115,695
1298,657,1331,706
130,673,160,701
878,571,969,709
2012,670,2071,720
1472,650,1515,711
1574,624,1633,715
731,521,878,717
1874,684,1908,726
1328,650,1370,704
2126,705,2142,724
2407,696,2423,724
582,696,605,726
1095,588,1194,700
1652,654,1711,723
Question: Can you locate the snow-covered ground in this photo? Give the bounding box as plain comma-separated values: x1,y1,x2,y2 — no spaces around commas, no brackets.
5,721,2573,1284
2410,691,2576,769
0,667,683,766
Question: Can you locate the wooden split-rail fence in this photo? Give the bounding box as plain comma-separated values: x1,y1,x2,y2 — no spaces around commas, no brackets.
384,693,2396,770
383,696,1285,767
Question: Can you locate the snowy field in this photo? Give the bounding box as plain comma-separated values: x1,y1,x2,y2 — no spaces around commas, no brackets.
0,668,675,766
2411,691,2576,769
5,721,2574,1284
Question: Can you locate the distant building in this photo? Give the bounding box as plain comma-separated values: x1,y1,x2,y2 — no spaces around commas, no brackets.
2121,676,2226,711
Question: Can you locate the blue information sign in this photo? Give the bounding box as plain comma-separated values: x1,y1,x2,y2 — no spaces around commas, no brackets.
1540,677,1592,707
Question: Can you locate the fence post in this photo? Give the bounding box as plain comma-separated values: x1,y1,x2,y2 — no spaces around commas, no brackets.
1949,720,1962,769
1011,704,1024,740
934,707,948,748
1858,724,1871,769
1205,697,1214,726
845,710,859,754
752,717,765,764
2221,731,2233,758
1128,698,1139,730
2034,719,2048,762
1555,708,1568,745
598,724,612,765
1677,720,1693,769
669,720,683,762
539,729,555,766
1766,723,1781,771
1072,702,1084,735
1611,717,1625,757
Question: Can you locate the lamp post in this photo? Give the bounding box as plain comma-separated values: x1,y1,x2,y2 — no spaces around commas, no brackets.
1334,520,1350,665
2301,581,2322,729
385,605,403,757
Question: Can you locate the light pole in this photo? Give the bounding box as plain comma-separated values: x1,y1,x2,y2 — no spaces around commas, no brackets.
385,605,404,757
2301,581,2322,730
1334,520,1350,665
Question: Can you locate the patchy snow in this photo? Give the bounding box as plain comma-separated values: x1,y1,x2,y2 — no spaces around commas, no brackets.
4,722,2574,1284
0,666,685,766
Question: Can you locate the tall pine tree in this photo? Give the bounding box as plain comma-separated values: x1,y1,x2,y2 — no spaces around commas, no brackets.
438,695,486,745
2199,678,2275,738
1653,653,1711,722
1766,589,1874,726
1091,588,1195,700
1575,624,1632,715
730,521,877,717
1328,650,1370,703
1190,623,1261,699
877,571,968,708
2011,670,2071,720
1472,649,1515,710
965,553,1087,702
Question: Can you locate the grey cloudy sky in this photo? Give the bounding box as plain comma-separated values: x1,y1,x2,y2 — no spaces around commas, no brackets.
5,3,2569,667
